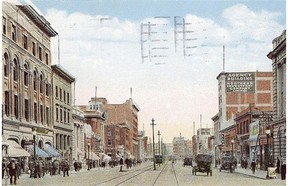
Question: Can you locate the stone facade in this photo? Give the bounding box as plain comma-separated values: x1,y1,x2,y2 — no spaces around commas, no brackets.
267,30,286,164
51,64,75,162
2,1,57,156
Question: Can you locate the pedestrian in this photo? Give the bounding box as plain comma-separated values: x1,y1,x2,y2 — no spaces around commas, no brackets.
281,161,286,180
35,161,41,178
63,161,69,177
125,158,129,169
2,159,7,179
251,160,256,174
8,160,18,185
276,157,280,174
119,157,124,172
74,161,77,171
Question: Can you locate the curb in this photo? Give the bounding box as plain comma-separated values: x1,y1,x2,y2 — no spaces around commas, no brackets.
233,171,267,180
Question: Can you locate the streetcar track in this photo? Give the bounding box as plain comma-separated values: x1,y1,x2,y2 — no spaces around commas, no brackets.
152,162,179,186
91,164,153,186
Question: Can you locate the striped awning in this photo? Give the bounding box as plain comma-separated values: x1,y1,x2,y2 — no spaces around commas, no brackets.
44,144,60,157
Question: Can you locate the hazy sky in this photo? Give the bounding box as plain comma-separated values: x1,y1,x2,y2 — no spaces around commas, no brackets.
19,0,286,142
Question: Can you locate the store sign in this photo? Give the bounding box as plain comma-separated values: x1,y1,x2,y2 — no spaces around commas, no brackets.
249,120,259,141
226,72,255,93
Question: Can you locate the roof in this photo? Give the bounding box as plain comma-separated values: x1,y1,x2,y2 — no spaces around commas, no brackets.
17,4,58,37
52,64,75,83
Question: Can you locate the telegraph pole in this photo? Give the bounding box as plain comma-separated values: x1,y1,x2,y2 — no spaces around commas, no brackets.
151,118,156,170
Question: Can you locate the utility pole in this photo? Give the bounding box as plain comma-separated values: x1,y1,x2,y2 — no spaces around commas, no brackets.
151,118,156,170
158,130,161,165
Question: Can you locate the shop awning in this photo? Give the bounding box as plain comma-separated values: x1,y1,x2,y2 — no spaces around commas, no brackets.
91,152,100,160
27,145,49,158
44,144,60,157
2,140,31,158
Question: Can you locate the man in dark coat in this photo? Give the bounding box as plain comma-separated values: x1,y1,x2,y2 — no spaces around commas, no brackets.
251,160,256,174
281,162,286,180
119,157,124,172
8,160,18,185
276,157,280,174
63,161,69,177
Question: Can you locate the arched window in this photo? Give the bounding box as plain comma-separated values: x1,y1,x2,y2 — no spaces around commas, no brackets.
4,53,9,77
24,64,29,86
39,74,43,93
13,59,18,82
33,71,37,91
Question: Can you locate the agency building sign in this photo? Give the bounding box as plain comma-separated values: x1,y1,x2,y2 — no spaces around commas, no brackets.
226,72,255,93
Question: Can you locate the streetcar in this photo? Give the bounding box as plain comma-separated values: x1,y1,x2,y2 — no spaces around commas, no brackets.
155,155,163,164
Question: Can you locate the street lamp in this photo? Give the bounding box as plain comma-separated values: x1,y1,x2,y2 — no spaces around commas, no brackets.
32,128,37,178
266,128,271,179
157,130,161,166
231,139,234,157
151,118,156,170
87,141,90,170
214,145,217,168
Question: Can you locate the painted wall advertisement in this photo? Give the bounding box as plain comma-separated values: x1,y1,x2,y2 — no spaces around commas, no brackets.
225,72,255,93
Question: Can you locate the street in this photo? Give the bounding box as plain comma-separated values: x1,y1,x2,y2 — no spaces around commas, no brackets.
3,161,285,186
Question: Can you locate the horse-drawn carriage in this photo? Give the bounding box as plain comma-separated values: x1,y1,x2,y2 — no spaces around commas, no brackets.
192,154,212,176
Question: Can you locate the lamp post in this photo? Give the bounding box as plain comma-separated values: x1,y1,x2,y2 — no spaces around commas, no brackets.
231,139,234,157
32,128,37,178
266,128,271,179
157,130,161,166
151,118,156,170
214,145,217,168
87,141,90,170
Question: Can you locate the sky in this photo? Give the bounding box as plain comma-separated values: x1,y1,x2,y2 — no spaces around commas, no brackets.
12,0,286,143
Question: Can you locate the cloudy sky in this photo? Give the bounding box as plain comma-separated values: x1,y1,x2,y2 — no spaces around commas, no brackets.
20,0,286,142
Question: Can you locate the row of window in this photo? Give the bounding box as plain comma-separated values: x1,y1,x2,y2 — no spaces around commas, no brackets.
55,106,71,124
4,91,50,125
55,86,70,104
236,120,250,135
3,53,51,96
55,134,71,150
3,17,50,65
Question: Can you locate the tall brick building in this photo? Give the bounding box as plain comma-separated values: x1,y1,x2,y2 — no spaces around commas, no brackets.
213,71,273,162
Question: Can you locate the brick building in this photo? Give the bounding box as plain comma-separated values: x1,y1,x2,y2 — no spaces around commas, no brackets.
2,1,57,161
213,71,273,162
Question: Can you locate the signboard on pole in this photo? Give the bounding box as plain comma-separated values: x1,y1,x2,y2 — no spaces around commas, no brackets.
225,72,255,93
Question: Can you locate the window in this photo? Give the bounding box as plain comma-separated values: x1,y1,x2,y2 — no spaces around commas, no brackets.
24,64,29,86
64,110,66,123
4,53,8,77
32,42,36,56
33,71,37,90
56,107,59,121
23,35,28,49
14,95,18,119
45,53,49,65
56,86,58,98
108,139,112,146
67,93,70,104
40,105,44,123
25,99,29,121
67,112,70,123
2,17,6,35
4,91,9,116
60,88,62,100
46,84,49,96
38,46,42,60
11,24,16,41
46,107,49,125
63,90,66,103
13,59,18,82
39,75,43,93
34,103,37,122
60,109,63,122
108,131,111,136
